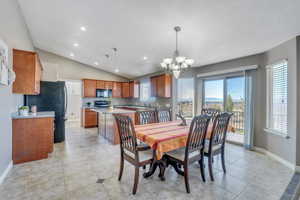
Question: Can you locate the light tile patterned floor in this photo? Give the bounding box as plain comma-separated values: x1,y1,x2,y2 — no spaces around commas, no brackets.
0,126,293,200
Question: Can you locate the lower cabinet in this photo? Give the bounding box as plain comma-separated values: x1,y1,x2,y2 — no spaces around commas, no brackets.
82,108,98,128
12,117,54,164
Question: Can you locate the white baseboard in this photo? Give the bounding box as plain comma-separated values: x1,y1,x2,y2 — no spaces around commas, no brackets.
0,161,13,185
254,147,295,171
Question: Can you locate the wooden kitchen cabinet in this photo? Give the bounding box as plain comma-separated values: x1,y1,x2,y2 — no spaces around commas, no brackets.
82,108,98,128
122,82,130,98
104,81,113,89
13,49,43,95
112,82,122,98
150,74,172,98
83,79,97,97
96,80,105,89
129,80,140,98
12,117,54,164
151,76,158,97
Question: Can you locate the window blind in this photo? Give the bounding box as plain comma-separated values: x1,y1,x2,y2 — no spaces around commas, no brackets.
266,60,288,135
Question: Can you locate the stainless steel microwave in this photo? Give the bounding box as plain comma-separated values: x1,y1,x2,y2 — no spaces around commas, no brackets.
96,89,112,98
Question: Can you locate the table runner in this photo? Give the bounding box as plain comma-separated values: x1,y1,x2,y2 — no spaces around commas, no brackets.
135,120,210,160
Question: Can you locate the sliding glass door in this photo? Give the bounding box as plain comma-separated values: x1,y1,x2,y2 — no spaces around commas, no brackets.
203,79,224,111
203,76,245,144
225,77,245,144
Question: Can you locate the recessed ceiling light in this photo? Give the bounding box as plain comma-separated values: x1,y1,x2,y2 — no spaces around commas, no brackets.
115,69,119,73
73,43,79,47
94,62,99,66
143,56,148,60
80,26,86,31
70,53,74,57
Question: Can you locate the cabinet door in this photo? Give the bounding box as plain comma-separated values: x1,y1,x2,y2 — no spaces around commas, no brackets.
112,82,122,98
150,77,157,97
105,81,113,89
129,81,139,98
85,109,98,127
96,80,105,89
34,55,42,94
13,49,37,94
157,75,164,97
164,74,172,98
83,79,96,97
122,82,130,98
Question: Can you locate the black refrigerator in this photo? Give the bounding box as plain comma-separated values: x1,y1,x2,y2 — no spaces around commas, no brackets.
24,81,67,143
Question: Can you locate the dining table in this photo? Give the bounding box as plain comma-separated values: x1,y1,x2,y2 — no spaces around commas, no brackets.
134,120,233,181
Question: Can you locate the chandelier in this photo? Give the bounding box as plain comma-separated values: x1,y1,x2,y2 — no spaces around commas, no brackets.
160,26,194,79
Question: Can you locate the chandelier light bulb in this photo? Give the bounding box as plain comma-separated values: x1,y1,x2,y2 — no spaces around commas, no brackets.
160,62,167,68
185,59,194,65
176,56,185,63
182,63,188,68
163,58,173,64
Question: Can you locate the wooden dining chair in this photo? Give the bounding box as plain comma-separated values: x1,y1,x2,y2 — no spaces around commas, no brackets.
156,108,171,122
201,108,221,122
165,115,211,193
136,110,158,125
204,112,233,181
114,114,153,195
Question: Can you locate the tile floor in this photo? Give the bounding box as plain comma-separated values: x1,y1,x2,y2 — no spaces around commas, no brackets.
0,125,294,200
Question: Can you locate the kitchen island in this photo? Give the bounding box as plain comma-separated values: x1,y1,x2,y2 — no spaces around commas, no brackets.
92,108,136,145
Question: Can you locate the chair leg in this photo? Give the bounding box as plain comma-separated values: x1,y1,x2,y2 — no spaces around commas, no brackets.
184,164,190,193
132,167,139,195
118,156,124,181
199,159,206,182
208,155,214,181
221,150,226,173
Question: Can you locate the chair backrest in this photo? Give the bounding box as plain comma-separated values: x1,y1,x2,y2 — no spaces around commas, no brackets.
156,108,171,123
185,114,211,157
201,108,221,122
136,110,157,125
209,112,233,148
114,114,137,154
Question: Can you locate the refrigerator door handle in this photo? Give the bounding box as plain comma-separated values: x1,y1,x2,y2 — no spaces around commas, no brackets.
64,84,68,120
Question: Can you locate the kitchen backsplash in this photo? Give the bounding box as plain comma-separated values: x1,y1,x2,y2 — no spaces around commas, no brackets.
82,98,131,107
128,97,172,108
82,97,172,109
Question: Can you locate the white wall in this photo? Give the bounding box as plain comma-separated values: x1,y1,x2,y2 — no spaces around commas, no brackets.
0,0,34,181
36,48,128,82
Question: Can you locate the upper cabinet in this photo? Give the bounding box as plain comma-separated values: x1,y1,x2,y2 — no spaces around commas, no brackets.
122,82,130,98
150,74,172,98
104,81,113,89
96,80,113,90
83,79,96,97
96,80,105,89
150,76,158,97
129,81,140,98
13,49,43,95
112,82,122,98
82,79,139,99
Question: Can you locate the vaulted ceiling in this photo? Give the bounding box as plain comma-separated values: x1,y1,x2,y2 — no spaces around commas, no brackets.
18,0,300,78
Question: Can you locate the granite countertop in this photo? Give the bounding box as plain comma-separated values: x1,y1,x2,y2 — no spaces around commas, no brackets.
11,111,55,119
91,108,136,114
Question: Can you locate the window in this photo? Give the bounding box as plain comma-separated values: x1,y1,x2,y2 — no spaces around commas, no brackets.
177,78,194,118
266,60,288,135
140,81,150,101
203,79,224,111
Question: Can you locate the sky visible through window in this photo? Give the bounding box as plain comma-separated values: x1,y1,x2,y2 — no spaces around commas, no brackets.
205,77,244,102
